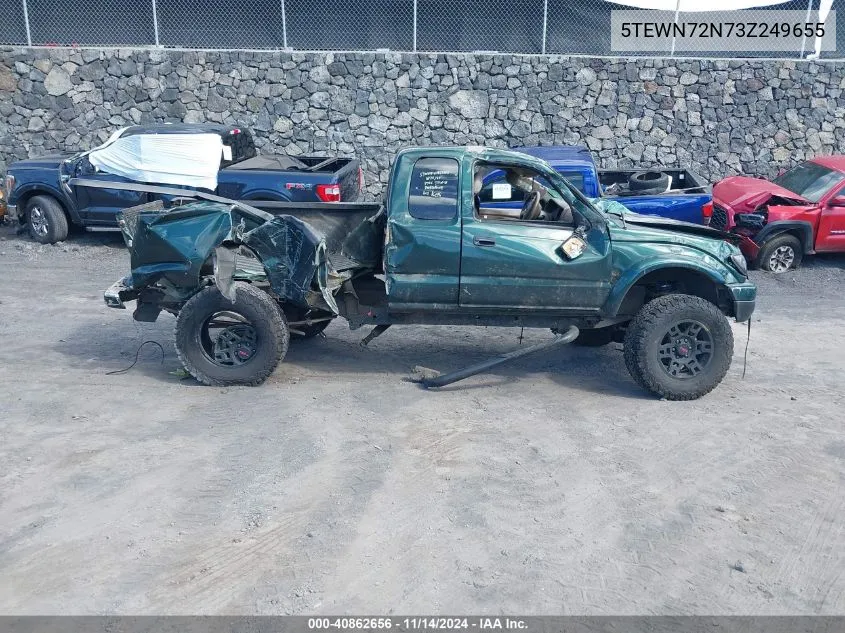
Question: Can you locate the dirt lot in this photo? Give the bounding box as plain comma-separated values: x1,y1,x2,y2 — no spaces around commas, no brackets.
0,221,843,615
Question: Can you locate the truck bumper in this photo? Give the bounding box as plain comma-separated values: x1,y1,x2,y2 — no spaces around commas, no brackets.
729,281,757,322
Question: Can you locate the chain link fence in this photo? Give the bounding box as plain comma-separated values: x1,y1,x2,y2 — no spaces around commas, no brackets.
0,0,841,58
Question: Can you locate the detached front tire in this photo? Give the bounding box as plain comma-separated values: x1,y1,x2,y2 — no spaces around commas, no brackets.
175,282,289,386
26,195,69,244
623,294,734,401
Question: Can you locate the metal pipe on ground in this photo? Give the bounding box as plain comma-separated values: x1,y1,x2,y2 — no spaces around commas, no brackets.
412,326,580,389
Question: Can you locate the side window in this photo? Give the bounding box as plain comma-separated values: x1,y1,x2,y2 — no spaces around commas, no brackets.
477,172,526,204
477,172,560,204
408,157,459,220
474,163,576,225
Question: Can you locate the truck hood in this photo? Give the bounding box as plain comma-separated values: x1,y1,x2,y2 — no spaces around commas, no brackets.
9,153,74,170
592,198,741,246
620,212,741,244
713,175,808,210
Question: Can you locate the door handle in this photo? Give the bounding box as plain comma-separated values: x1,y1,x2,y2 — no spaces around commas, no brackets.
473,236,496,247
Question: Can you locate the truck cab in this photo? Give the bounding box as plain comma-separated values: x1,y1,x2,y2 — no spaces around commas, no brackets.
381,147,613,317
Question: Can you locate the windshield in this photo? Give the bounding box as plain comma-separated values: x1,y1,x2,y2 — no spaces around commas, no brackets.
773,161,843,203
558,171,586,194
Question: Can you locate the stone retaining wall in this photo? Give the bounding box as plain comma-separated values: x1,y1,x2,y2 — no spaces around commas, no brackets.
2,47,845,196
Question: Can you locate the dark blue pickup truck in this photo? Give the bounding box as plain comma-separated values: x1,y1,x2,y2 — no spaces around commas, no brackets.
5,124,362,244
477,145,713,225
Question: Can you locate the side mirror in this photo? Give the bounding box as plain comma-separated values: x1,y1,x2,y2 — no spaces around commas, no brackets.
829,195,845,207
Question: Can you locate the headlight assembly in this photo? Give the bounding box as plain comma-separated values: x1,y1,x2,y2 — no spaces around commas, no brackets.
730,252,748,277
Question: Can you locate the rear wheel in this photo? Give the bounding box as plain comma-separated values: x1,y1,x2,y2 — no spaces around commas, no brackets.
175,282,289,386
26,195,69,244
757,234,803,273
623,294,733,400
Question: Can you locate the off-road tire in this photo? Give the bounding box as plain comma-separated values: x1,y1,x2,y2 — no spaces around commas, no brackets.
623,294,734,401
757,234,803,273
572,328,614,347
26,195,69,244
628,171,670,192
175,282,289,386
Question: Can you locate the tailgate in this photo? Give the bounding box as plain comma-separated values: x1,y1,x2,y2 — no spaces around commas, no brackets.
295,156,361,202
333,158,362,202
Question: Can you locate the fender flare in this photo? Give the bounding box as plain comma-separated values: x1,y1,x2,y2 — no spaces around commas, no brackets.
754,221,815,254
602,259,732,318
12,183,81,224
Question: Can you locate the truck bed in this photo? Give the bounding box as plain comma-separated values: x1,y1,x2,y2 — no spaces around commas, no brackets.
246,200,382,260
218,156,361,203
598,169,708,196
227,155,357,174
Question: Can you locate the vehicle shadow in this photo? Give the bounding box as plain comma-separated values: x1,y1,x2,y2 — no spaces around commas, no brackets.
282,330,652,399
55,318,652,398
0,220,126,249
69,227,127,249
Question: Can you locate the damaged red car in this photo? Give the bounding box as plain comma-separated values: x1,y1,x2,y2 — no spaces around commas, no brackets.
712,156,845,272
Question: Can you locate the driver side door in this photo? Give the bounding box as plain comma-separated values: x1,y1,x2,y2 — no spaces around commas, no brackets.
459,161,613,313
71,156,148,225
816,183,845,252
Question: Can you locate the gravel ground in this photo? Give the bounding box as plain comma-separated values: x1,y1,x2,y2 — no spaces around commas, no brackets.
0,221,843,615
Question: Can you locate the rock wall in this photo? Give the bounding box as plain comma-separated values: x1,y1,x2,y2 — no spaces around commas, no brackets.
2,47,845,196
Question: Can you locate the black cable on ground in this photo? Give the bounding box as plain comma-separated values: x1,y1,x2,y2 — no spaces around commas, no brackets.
106,340,165,375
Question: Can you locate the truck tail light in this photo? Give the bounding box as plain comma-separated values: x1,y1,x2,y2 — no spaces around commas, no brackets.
358,167,364,192
4,174,15,192
317,184,341,202
701,201,713,225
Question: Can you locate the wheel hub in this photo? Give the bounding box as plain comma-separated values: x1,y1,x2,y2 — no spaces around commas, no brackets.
30,206,48,236
769,245,794,272
658,321,714,379
211,324,257,366
674,337,694,358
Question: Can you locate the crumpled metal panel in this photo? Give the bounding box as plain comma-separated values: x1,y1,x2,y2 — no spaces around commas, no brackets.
124,199,360,314
129,202,234,290
340,207,386,269
242,214,326,308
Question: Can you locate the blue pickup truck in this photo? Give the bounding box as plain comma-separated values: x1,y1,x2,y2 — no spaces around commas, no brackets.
5,124,362,244
477,145,713,225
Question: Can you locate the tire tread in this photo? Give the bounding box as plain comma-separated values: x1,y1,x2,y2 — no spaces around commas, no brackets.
175,283,288,386
27,195,69,244
757,233,803,273
623,294,733,401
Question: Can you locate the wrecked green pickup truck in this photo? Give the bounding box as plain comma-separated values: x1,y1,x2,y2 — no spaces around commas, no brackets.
100,146,756,400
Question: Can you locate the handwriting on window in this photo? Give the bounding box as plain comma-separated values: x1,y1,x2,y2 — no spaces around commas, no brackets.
419,169,453,199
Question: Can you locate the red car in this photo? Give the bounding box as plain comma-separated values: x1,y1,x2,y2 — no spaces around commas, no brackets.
712,156,845,272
